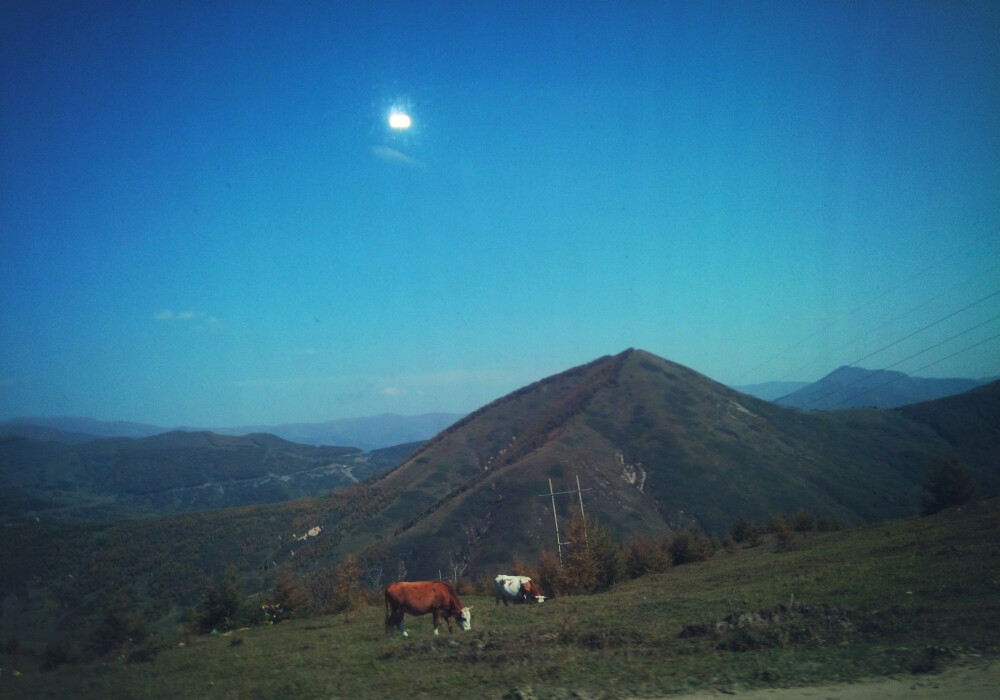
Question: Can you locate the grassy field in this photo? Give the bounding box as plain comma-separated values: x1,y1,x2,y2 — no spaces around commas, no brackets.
2,498,998,699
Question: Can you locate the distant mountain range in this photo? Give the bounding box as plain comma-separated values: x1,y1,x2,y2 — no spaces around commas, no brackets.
0,412,464,451
738,366,995,409
0,431,415,521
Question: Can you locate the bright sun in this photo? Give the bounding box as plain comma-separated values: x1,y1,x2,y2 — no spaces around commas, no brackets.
388,111,412,130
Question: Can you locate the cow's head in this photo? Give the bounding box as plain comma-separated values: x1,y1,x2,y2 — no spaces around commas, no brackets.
459,606,473,630
522,580,546,603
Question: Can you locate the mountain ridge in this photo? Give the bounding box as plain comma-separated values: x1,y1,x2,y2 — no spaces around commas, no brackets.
771,365,994,409
320,349,999,576
0,412,464,451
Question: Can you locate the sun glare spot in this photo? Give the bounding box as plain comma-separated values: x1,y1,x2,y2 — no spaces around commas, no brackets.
389,111,412,130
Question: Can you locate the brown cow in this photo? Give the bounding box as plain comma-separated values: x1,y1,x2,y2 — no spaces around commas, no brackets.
384,580,473,637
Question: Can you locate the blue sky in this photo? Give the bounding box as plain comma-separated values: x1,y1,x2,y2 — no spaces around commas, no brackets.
2,1,998,427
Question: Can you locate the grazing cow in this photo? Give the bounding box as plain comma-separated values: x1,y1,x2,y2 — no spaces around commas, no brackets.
384,580,472,637
494,575,546,606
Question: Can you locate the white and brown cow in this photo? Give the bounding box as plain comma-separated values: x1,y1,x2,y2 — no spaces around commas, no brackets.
494,574,545,606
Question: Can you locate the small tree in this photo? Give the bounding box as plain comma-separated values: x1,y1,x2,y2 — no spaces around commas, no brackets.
195,570,248,633
791,508,816,533
264,568,311,623
730,514,751,543
773,517,794,553
332,555,363,622
560,514,622,594
921,456,977,516
669,529,710,565
625,536,655,579
535,550,564,598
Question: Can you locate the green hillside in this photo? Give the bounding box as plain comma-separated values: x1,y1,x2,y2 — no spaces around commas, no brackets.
2,498,997,699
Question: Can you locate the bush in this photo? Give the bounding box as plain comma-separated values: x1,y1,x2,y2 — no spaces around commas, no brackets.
330,555,364,621
195,570,249,633
263,569,312,623
560,519,599,594
624,537,657,579
669,529,710,566
730,515,751,543
921,456,977,516
791,509,816,533
536,515,622,596
535,550,564,598
773,518,794,553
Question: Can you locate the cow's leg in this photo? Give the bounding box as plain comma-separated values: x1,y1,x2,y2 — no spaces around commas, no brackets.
387,609,406,637
432,611,440,636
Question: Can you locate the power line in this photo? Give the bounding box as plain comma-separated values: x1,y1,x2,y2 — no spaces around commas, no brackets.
731,233,999,385
775,290,1000,406
797,313,1000,408
777,263,1000,384
816,331,1000,409
846,290,1000,369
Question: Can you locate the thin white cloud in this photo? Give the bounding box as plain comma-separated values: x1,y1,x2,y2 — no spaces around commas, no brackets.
154,310,222,328
371,145,424,169
381,387,404,397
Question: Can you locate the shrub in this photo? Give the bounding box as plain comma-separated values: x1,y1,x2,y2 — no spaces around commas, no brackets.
330,555,364,621
263,568,312,623
669,529,710,566
730,515,751,543
773,517,794,553
195,570,249,633
791,509,816,533
624,536,656,579
535,550,565,597
534,515,622,596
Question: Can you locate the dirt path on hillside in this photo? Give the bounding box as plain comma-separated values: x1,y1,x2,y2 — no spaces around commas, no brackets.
665,660,1000,699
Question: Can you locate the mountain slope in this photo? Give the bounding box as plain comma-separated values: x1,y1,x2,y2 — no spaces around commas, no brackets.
319,350,999,577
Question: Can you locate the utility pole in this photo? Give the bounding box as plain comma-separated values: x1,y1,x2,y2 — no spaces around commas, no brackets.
539,476,592,565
